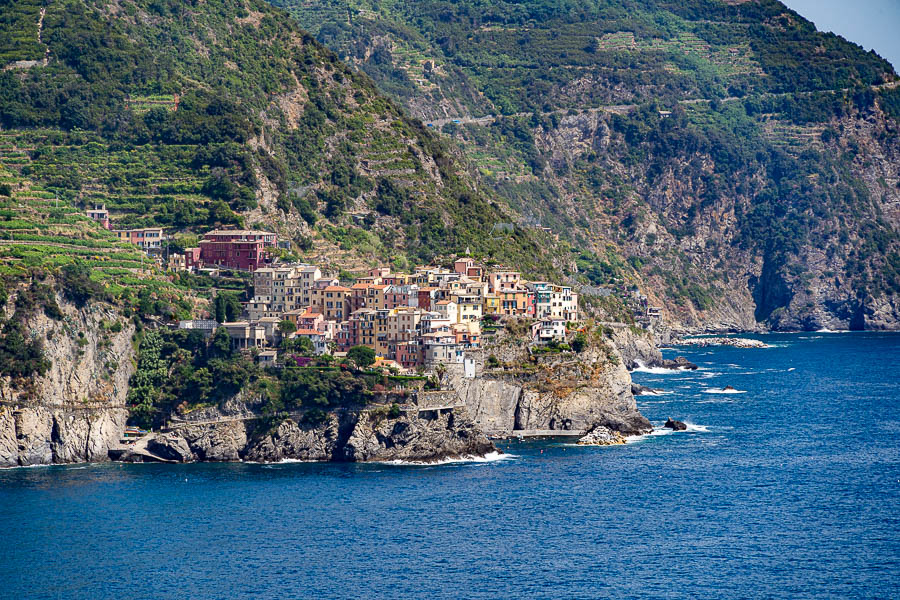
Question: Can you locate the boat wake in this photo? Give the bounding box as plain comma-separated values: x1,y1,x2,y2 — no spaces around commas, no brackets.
703,387,746,394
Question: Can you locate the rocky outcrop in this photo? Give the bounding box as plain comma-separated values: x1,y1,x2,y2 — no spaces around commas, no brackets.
656,357,698,371
0,291,134,467
116,403,495,464
664,418,687,431
577,425,626,446
451,341,652,437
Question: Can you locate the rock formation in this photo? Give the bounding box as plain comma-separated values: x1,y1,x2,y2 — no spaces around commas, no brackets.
0,290,134,467
451,334,652,437
664,418,687,431
115,403,494,464
577,425,626,446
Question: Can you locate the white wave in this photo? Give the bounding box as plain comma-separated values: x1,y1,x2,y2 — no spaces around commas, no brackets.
787,367,796,372
703,387,746,394
625,423,709,443
635,389,675,396
632,360,695,374
382,451,514,466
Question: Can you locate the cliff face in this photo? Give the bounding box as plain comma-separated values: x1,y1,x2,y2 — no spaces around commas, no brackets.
117,395,494,464
451,341,651,437
0,293,135,467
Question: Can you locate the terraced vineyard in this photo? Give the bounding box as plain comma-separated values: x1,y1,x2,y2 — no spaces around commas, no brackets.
0,159,193,310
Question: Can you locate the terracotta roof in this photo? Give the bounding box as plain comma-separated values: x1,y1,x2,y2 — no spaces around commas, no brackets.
294,329,323,336
322,285,350,292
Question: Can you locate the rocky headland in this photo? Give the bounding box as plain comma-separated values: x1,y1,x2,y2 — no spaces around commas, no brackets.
451,326,653,438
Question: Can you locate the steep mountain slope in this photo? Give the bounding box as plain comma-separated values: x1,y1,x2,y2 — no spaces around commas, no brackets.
276,0,900,330
0,0,568,277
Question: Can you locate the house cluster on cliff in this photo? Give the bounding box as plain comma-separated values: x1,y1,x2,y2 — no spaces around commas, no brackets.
214,257,579,371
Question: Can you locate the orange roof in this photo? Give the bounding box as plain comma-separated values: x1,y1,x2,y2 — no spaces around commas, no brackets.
323,285,350,292
294,329,322,336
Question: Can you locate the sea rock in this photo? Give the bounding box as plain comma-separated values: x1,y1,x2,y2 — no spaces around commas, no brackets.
664,418,687,431
577,426,626,446
146,433,193,462
114,402,496,464
657,356,698,370
631,384,664,396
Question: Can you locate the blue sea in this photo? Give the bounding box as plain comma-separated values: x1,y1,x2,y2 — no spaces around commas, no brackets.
1,333,899,599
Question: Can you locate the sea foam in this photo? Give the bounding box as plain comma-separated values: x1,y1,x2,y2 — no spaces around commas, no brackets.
632,361,695,374
382,451,514,466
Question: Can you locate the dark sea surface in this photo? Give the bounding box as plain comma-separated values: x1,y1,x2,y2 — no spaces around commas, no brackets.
1,332,899,599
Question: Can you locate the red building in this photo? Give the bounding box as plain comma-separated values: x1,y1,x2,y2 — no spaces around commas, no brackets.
198,229,276,272
184,247,202,270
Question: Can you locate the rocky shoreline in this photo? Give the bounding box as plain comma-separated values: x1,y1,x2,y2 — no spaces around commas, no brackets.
109,401,495,465
2,295,656,467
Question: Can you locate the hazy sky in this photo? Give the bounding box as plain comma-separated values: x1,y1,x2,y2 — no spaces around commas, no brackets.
780,0,900,71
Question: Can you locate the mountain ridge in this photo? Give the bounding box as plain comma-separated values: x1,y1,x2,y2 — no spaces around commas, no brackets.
274,0,900,331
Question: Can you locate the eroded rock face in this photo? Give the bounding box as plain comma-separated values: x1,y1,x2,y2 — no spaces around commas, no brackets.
0,290,134,467
608,325,663,370
116,405,495,464
451,342,652,437
146,433,193,463
339,408,493,462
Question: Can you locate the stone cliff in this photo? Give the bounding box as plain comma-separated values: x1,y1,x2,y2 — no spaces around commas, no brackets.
0,291,134,467
450,331,651,437
116,394,494,464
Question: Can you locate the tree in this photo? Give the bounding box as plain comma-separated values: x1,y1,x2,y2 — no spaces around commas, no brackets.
347,345,375,368
571,333,587,353
278,319,297,335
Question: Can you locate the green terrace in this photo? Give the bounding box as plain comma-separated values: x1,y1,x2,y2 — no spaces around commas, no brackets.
0,0,45,64
0,173,184,300
1,130,219,229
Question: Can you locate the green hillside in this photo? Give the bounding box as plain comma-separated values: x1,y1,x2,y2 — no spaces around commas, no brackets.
275,0,900,329
0,0,559,276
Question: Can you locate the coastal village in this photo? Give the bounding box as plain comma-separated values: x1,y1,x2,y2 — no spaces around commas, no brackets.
92,212,583,372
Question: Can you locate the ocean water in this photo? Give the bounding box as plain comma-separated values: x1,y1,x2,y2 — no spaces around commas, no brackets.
1,333,899,599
